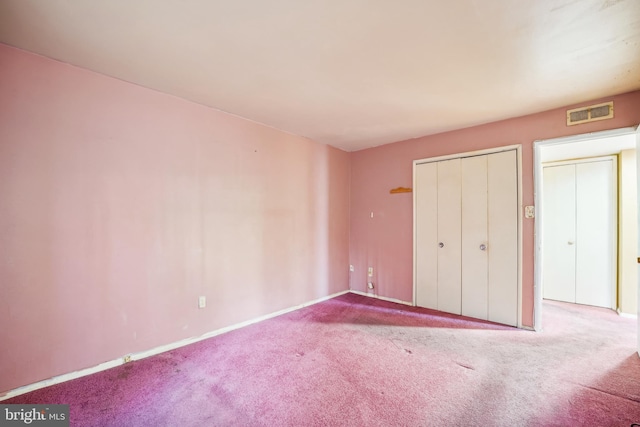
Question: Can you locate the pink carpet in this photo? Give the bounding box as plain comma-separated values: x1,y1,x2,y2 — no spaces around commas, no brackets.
4,293,640,426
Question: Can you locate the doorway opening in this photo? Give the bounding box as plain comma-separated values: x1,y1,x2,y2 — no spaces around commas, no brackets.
533,127,638,331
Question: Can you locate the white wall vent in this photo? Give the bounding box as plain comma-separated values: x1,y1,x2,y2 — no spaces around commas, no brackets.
566,101,614,126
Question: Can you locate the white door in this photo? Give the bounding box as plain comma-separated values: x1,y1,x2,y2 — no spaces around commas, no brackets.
461,155,488,320
487,150,518,325
415,149,518,326
575,160,616,307
542,158,616,309
415,162,438,310
437,159,462,315
542,164,577,302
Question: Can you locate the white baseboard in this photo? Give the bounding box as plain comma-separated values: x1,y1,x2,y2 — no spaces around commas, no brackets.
0,290,350,401
619,311,638,319
349,290,413,306
0,358,123,402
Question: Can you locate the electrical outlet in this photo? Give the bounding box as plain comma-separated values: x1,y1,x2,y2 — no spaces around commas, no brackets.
349,265,354,272
198,296,206,309
123,355,132,363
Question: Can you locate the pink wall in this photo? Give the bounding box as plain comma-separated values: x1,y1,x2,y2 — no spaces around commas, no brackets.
350,90,640,327
1,40,638,395
0,44,350,394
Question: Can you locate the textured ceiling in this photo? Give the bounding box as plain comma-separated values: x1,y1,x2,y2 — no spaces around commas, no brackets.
1,0,639,151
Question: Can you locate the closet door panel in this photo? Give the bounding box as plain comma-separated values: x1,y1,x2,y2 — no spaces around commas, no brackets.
437,158,462,315
575,160,615,308
542,164,577,303
415,162,439,309
461,155,488,320
487,150,518,326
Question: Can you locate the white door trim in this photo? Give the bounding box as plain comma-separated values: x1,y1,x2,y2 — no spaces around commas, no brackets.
543,155,619,168
413,144,523,328
533,126,638,331
414,144,521,165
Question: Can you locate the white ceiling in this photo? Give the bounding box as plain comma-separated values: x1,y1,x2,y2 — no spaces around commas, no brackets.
1,0,639,152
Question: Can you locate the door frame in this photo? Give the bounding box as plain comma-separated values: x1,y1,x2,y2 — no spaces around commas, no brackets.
412,144,524,328
533,126,638,331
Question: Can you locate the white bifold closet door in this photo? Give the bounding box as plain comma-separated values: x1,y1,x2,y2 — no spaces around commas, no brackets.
438,159,462,315
541,165,577,303
542,158,616,309
415,150,518,326
461,155,488,320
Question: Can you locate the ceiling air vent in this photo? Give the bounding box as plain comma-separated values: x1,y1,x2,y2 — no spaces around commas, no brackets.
566,101,614,126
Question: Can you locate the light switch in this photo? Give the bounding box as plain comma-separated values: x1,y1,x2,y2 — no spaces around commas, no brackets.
368,267,373,277
525,206,535,219
198,296,206,309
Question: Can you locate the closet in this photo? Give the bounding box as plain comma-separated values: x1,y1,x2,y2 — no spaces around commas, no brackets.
414,149,518,326
542,157,617,309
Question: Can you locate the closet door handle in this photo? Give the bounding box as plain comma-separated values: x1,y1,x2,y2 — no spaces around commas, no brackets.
479,244,486,251
439,242,444,248
568,241,575,245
